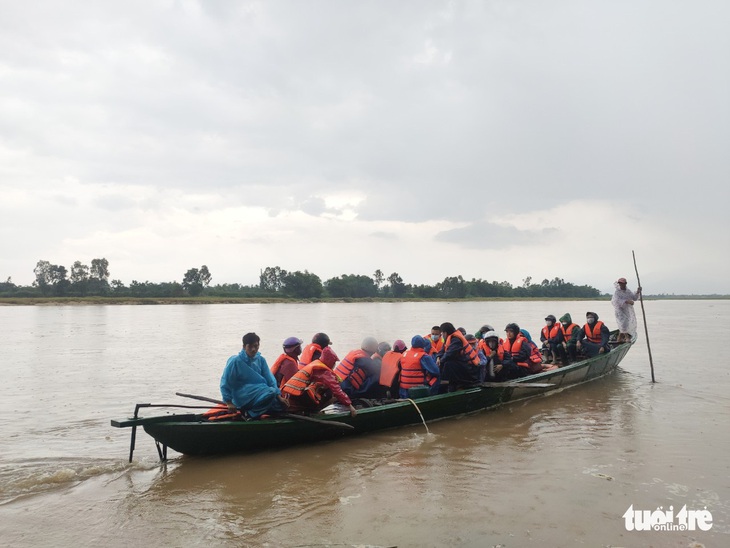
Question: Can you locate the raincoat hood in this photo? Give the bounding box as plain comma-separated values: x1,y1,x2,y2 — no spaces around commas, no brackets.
411,335,427,349
559,313,572,323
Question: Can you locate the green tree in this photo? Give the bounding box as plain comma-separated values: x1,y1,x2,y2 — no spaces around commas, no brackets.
259,266,287,292
182,265,212,296
50,264,69,296
282,270,323,298
90,258,110,281
373,269,384,292
325,274,378,298
439,275,467,298
33,260,53,295
70,261,90,283
387,272,407,297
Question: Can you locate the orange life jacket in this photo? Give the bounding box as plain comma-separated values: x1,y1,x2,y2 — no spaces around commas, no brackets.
425,335,444,355
560,323,579,343
333,349,369,390
379,351,402,387
502,336,530,368
270,353,299,388
541,324,560,341
399,348,438,389
583,321,605,344
526,340,544,372
299,343,322,366
203,404,241,421
282,362,331,405
444,330,481,366
478,339,504,361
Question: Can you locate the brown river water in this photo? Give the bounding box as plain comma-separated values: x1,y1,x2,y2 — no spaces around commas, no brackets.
0,300,727,547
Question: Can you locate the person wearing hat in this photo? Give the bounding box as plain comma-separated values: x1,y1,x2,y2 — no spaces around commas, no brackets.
540,314,566,365
398,335,441,397
299,332,332,366
474,324,495,341
282,346,357,417
270,336,304,389
438,322,482,391
499,323,533,380
576,312,611,357
558,313,580,364
479,331,504,380
612,277,642,343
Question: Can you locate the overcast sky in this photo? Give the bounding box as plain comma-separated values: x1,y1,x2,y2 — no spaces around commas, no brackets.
1,1,728,294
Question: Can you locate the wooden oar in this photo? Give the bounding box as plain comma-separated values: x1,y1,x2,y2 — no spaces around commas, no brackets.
633,250,656,382
175,392,354,430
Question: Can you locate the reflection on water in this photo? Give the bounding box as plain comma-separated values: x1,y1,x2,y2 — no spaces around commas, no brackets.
0,301,728,546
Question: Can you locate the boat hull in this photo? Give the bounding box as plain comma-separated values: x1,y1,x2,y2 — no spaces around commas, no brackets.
133,340,633,457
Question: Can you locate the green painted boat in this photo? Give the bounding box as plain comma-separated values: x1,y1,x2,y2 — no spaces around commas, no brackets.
112,336,634,460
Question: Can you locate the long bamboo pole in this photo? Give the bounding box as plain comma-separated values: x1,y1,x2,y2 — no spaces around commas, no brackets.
632,250,656,382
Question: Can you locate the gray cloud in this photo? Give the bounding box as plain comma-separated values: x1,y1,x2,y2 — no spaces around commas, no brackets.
1,1,728,292
435,222,558,250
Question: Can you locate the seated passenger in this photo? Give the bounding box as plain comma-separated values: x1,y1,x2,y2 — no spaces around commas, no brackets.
466,333,488,381
270,336,303,389
480,331,504,380
474,324,495,341
379,343,405,398
399,335,440,397
220,332,288,419
282,347,357,417
299,332,332,366
500,323,533,380
333,337,381,398
425,325,444,355
576,312,611,358
372,341,392,363
522,328,557,373
559,313,580,363
438,322,481,391
540,315,566,365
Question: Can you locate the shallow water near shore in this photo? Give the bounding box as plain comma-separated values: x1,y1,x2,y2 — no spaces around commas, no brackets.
1,300,728,547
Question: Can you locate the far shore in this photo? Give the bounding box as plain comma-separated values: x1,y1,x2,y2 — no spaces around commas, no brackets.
1,295,727,306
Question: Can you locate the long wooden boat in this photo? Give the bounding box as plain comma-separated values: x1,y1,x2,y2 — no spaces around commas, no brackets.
112,337,634,461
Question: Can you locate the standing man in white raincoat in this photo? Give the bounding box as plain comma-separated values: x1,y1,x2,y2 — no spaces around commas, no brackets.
611,277,642,343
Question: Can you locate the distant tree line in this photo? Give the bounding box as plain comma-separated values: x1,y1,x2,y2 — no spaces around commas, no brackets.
0,260,603,299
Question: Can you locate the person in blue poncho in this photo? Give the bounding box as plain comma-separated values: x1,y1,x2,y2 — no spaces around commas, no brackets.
221,332,288,419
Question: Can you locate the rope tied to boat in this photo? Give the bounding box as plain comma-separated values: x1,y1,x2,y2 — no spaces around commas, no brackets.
404,398,430,434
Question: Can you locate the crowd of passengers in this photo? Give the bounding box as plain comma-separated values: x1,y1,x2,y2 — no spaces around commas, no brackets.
218,311,616,420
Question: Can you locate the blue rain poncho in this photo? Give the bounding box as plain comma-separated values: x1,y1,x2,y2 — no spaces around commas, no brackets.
220,349,282,418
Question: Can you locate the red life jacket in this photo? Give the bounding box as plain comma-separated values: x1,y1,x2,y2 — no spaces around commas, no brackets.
379,351,402,387
270,353,299,388
299,343,322,366
282,362,331,405
583,321,605,344
333,349,368,390
502,336,530,368
541,324,560,341
560,323,579,342
444,331,481,366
